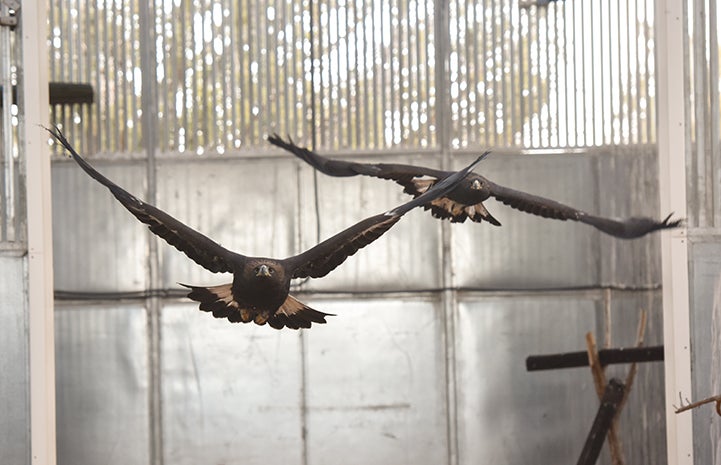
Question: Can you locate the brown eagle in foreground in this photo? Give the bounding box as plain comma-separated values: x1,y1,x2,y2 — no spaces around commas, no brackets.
268,135,681,239
48,128,487,329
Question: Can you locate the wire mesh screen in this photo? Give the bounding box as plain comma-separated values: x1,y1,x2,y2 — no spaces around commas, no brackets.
49,0,656,155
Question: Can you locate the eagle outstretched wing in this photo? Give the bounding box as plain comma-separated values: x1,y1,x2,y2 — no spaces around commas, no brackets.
487,180,682,238
286,151,489,278
267,133,450,191
48,127,240,273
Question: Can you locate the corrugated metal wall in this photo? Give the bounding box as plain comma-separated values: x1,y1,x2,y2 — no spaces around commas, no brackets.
684,0,721,464
47,1,668,465
0,3,28,463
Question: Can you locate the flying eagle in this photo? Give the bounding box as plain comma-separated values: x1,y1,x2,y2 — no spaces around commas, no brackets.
267,135,681,239
48,128,487,330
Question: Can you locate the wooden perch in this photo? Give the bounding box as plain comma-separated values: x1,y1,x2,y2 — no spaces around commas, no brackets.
525,346,663,371
576,378,626,465
675,395,721,416
0,82,94,106
586,332,624,465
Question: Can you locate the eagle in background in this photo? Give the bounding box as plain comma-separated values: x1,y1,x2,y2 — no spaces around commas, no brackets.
268,135,681,239
48,127,487,330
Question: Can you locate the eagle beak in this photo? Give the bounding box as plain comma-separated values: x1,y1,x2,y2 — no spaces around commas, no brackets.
256,264,272,277
471,179,482,190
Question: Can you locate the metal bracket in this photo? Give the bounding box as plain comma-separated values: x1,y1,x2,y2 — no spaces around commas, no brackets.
0,16,16,28
0,0,19,28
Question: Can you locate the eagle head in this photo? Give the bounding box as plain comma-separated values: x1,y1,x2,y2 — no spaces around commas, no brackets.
470,179,482,190
254,264,275,278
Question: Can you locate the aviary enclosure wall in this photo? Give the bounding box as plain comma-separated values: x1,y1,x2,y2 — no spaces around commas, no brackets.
7,0,706,463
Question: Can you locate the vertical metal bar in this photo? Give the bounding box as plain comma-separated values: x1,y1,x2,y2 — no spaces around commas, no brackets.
551,3,566,147
22,1,55,463
645,0,654,143
432,0,458,464
95,0,102,152
280,0,289,136
579,0,586,146
361,0,369,145
655,0,694,463
556,0,563,146
568,2,581,147
544,3,550,146
630,0,638,144
693,0,708,226
113,0,121,149
636,0,645,144
611,0,623,144
519,4,526,146
411,0,419,146
202,4,210,149
710,0,721,227
231,0,237,144
460,0,469,145
596,0,604,145
510,0,516,146
482,0,489,146
138,0,162,463
343,2,358,147
535,5,542,147
1,3,14,242
423,0,430,146
332,0,340,146
242,0,251,141
348,0,356,146
391,0,399,145
625,0,633,145
492,0,499,146
317,1,326,145
84,0,94,153
378,0,387,146
211,1,218,148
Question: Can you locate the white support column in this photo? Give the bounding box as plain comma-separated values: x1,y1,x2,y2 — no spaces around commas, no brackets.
655,1,694,464
21,1,55,464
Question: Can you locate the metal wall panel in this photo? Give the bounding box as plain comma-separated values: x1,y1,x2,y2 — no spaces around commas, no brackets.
156,158,299,288
303,298,448,465
604,289,666,465
455,294,598,465
684,0,721,229
55,303,149,465
689,240,721,465
299,154,444,293
451,153,599,289
0,255,29,464
52,161,149,292
596,148,663,286
161,302,304,465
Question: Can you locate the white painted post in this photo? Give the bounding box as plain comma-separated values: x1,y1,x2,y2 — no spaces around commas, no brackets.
655,0,694,464
20,1,55,464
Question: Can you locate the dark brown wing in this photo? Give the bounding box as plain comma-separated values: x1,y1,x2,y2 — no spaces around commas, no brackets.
487,180,682,238
48,127,239,273
267,134,451,195
286,152,489,278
